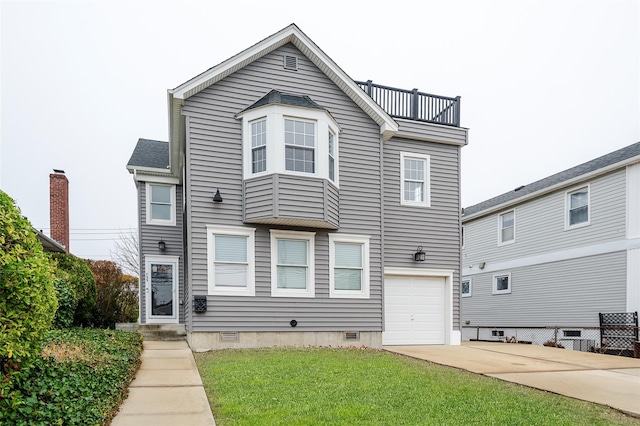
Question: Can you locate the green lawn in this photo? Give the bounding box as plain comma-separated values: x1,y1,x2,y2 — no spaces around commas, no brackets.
195,347,639,426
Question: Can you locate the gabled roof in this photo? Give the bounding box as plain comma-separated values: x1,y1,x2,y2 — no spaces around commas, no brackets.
126,138,170,173
463,141,640,220
166,24,399,179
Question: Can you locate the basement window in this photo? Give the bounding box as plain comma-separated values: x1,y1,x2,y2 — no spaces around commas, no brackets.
563,330,582,337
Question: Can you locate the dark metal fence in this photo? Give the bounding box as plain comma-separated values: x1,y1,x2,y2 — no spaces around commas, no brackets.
356,80,461,127
461,325,640,358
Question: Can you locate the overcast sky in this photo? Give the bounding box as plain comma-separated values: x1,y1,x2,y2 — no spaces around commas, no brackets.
1,0,638,263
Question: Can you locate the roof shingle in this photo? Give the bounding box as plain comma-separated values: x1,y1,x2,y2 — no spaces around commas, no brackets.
463,141,640,217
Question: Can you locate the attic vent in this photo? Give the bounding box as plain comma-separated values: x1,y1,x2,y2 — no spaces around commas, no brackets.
220,331,239,342
283,54,298,71
344,331,360,341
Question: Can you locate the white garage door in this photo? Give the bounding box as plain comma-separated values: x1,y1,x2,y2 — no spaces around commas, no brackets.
383,275,446,345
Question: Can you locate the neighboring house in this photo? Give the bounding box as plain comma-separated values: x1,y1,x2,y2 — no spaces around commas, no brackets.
461,142,640,344
126,24,468,351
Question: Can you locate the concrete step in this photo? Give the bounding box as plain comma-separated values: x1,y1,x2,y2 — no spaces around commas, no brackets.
138,324,186,341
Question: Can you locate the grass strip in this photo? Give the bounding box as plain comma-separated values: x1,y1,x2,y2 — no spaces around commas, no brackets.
196,347,639,426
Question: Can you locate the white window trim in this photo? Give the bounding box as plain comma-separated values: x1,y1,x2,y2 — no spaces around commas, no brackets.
492,273,512,295
497,209,516,246
270,229,315,298
238,104,340,185
461,278,472,298
145,255,179,324
206,225,256,296
146,183,176,226
400,152,431,207
250,118,267,174
329,234,370,299
284,117,316,174
565,184,591,230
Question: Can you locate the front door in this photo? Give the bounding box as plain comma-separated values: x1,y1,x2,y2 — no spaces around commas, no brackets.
145,256,179,323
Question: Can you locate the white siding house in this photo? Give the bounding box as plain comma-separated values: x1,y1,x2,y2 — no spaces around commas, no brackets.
461,142,640,346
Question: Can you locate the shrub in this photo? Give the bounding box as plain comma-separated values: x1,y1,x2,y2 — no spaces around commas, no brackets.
87,260,139,328
0,190,57,410
52,277,78,329
48,253,97,326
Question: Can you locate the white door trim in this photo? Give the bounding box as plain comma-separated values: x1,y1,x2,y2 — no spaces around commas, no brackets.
145,255,179,324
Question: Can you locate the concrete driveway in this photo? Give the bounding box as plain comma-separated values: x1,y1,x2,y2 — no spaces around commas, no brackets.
384,341,640,417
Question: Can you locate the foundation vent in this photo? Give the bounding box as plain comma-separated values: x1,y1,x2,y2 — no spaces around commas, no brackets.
220,331,239,342
344,331,360,341
283,54,298,71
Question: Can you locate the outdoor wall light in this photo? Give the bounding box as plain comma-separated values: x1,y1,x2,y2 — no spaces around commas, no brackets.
213,188,223,202
158,239,166,251
414,246,426,262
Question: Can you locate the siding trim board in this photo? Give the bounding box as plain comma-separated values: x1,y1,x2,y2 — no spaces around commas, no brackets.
464,237,640,277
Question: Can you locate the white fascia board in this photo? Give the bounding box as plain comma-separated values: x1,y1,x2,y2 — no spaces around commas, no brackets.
168,24,397,141
126,165,171,175
462,154,640,223
134,173,179,185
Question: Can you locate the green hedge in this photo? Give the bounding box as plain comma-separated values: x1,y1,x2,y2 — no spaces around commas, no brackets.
49,253,97,326
0,328,143,425
0,190,57,408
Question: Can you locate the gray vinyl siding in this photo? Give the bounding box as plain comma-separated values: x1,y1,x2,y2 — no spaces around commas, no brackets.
183,43,383,332
463,169,627,267
244,174,339,228
461,251,627,326
383,138,462,328
138,181,185,323
396,118,467,146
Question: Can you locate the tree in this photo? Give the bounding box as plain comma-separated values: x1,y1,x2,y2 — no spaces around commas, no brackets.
86,260,139,328
0,190,57,401
111,230,139,277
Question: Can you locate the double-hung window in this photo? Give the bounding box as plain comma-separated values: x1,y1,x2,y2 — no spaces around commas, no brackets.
493,273,511,295
146,183,176,226
400,152,430,207
238,101,339,183
251,119,267,173
498,210,515,245
329,234,370,298
271,230,315,297
284,119,315,173
207,226,255,296
566,185,590,229
328,130,336,182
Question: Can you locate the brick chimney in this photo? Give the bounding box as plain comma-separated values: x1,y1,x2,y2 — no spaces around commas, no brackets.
50,169,69,253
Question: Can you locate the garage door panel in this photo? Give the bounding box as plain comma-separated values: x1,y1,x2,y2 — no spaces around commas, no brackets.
383,275,446,345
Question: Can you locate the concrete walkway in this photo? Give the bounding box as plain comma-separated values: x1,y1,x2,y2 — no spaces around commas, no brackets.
111,340,216,426
385,341,640,417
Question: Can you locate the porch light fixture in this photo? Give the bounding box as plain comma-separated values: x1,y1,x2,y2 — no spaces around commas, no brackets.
414,246,426,262
213,188,223,202
158,239,166,251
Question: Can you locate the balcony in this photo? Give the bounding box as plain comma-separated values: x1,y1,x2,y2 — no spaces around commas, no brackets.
356,80,461,127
